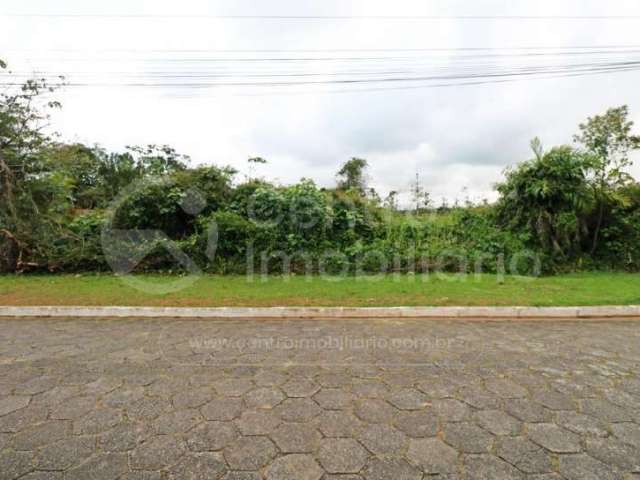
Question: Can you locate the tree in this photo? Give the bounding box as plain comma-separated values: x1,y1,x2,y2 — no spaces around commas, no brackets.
0,60,66,270
411,172,430,213
336,157,368,194
573,105,640,253
384,190,399,211
496,144,591,258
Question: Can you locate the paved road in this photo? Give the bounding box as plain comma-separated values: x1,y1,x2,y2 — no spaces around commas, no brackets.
1,318,640,480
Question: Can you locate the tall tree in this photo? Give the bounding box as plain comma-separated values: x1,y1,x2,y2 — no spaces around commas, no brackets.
573,106,640,253
0,60,65,270
336,157,368,194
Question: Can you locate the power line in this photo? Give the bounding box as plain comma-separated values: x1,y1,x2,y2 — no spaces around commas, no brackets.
4,14,640,20
6,45,640,53
3,60,637,88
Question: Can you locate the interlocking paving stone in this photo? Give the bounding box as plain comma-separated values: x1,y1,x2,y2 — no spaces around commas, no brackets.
358,423,407,455
129,435,186,470
234,409,281,435
274,398,322,423
585,437,640,472
243,387,285,409
313,388,354,409
2,318,640,477
496,436,553,473
0,450,34,480
393,410,439,437
317,438,369,473
362,458,422,480
264,454,324,480
65,452,129,480
527,423,582,453
463,454,525,479
187,421,239,451
223,436,277,470
407,438,459,474
201,398,245,421
474,409,521,436
271,422,322,453
558,454,624,480
167,452,227,480
354,399,396,424
443,422,494,453
0,396,30,417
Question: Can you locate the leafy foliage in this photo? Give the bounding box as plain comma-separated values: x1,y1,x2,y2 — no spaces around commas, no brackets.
2,62,640,275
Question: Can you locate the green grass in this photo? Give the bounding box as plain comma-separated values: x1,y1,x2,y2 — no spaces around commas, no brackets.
0,272,639,307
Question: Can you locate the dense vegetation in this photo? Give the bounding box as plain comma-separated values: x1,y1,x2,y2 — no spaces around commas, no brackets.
1,61,640,275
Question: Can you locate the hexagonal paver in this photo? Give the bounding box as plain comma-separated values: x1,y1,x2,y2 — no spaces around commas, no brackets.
388,389,430,410
0,396,30,417
73,408,122,435
202,398,244,421
464,454,524,480
558,454,624,480
130,435,186,470
580,399,633,423
244,387,285,409
393,410,438,438
313,389,354,410
167,452,227,480
265,454,323,480
555,411,608,437
214,379,254,397
11,421,71,450
527,423,581,453
65,453,129,480
585,437,640,472
363,458,422,480
475,409,521,436
484,378,528,398
354,399,395,424
281,378,320,398
430,399,471,422
153,409,202,435
35,436,94,470
272,422,322,453
275,398,322,423
611,422,640,448
50,396,95,420
172,387,215,409
235,410,281,435
532,389,574,411
224,437,277,470
317,438,369,473
187,422,239,451
407,438,458,474
443,422,494,453
358,424,407,455
99,421,149,452
316,410,364,437
496,437,553,473
0,450,34,480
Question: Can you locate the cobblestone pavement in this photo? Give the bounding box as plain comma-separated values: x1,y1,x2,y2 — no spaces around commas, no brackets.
1,318,640,479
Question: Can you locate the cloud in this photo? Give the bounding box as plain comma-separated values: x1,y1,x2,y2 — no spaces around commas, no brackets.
3,0,640,201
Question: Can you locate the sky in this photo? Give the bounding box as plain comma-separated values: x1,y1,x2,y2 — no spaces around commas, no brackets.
2,0,640,207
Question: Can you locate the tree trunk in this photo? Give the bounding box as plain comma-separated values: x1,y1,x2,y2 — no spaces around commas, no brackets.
590,200,604,255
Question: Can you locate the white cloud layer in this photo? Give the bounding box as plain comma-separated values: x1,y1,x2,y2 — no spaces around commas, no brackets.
2,0,640,205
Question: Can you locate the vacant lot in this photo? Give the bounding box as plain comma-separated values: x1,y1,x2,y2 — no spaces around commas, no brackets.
0,272,638,307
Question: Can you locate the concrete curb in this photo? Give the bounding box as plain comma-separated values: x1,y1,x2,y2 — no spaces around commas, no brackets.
1,305,640,319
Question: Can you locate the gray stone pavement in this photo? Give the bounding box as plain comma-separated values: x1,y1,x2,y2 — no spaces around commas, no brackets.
1,318,640,479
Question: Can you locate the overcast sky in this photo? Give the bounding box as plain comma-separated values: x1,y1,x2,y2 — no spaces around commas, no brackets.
2,0,640,206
